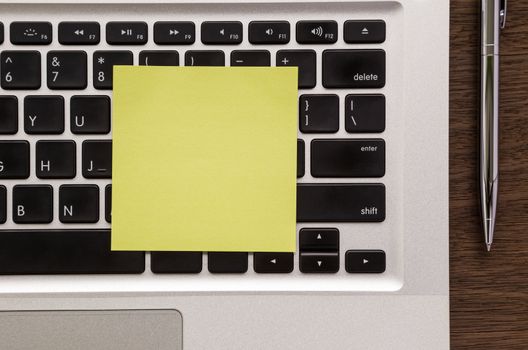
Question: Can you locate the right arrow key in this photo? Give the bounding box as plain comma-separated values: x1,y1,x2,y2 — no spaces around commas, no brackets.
345,250,386,273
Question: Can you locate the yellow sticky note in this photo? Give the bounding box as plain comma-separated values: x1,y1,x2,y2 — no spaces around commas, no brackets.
111,66,297,252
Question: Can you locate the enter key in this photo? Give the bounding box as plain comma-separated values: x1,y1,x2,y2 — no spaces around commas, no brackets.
311,139,385,177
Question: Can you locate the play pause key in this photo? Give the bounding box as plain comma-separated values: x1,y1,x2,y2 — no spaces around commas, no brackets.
345,250,386,273
254,252,294,273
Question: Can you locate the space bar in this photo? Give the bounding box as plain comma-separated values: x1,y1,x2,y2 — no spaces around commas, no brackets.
0,230,145,275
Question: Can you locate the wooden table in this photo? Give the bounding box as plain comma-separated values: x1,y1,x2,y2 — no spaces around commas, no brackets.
450,0,528,348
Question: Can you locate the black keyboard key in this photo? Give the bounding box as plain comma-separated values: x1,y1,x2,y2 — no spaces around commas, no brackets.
154,21,195,45
24,96,64,134
93,51,133,89
58,22,100,45
299,253,339,273
59,185,99,223
345,250,386,273
254,252,293,273
106,22,147,45
36,140,76,179
297,184,385,222
105,184,111,223
299,94,339,133
297,139,305,178
201,21,242,45
0,96,18,134
10,22,52,45
0,141,29,179
12,185,53,224
1,51,41,90
276,50,316,89
323,49,386,89
47,51,87,89
0,185,5,224
230,50,270,66
0,230,145,274
71,95,111,134
311,139,385,177
299,228,339,252
0,22,3,44
344,20,386,44
345,94,386,133
296,20,337,44
82,140,112,179
139,50,179,66
151,252,203,273
185,50,225,66
208,252,248,273
249,21,290,44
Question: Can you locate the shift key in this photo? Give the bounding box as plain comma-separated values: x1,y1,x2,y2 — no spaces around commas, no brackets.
297,184,385,222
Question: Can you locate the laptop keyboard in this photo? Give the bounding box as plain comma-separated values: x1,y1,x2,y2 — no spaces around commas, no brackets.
0,8,394,284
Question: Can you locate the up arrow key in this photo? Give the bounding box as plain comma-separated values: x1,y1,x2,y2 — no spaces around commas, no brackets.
316,234,322,239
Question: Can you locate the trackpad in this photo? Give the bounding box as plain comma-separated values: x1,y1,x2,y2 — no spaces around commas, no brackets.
0,309,182,350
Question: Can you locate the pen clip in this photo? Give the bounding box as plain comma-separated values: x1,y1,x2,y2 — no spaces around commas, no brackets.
500,0,507,29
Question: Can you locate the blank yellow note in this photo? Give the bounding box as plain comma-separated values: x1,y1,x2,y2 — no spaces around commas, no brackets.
111,66,297,252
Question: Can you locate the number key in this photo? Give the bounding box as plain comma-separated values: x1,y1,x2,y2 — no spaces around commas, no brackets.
93,51,133,89
47,51,87,89
1,51,41,90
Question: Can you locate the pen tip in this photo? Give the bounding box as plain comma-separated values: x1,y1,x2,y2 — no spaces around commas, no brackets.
486,243,492,252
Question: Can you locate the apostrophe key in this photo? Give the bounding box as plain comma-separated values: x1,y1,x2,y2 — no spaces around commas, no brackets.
0,230,145,274
276,50,316,89
296,20,338,44
0,96,18,134
154,21,195,45
230,50,271,66
70,95,111,134
47,51,88,89
10,22,52,45
208,252,248,273
345,94,386,133
322,49,386,89
297,184,386,222
106,22,148,45
36,140,76,179
344,20,386,44
59,185,100,223
249,21,290,44
345,250,386,273
0,141,30,179
299,94,339,133
1,51,41,90
24,96,65,134
12,185,53,224
310,139,386,177
139,50,179,66
59,22,100,45
82,140,112,179
151,252,203,273
93,51,133,89
185,50,225,66
201,21,243,45
254,252,294,273
297,139,305,178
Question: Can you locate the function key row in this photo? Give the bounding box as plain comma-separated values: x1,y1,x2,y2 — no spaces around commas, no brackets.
0,229,385,275
0,20,386,46
1,49,385,90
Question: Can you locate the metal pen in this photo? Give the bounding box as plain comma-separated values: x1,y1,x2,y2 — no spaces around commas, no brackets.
480,0,506,251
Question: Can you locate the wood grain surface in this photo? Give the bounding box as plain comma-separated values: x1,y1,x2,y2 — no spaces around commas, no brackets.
450,0,528,348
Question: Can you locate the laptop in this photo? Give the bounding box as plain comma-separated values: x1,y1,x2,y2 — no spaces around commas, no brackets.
0,0,450,349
